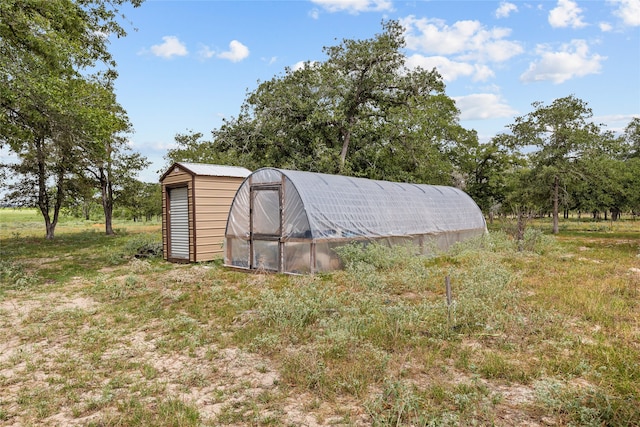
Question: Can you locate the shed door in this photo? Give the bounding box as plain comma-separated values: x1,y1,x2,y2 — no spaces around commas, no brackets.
169,187,189,260
250,186,281,271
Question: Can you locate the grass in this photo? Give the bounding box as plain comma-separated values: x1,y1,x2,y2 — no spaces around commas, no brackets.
1,208,639,426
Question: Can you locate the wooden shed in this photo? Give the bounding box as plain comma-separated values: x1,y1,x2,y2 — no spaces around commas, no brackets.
161,162,251,263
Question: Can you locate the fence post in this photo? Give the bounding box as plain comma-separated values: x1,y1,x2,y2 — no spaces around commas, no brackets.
445,275,452,329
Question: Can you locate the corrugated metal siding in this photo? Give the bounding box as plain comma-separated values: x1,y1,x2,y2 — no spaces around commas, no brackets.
169,187,189,259
162,185,168,260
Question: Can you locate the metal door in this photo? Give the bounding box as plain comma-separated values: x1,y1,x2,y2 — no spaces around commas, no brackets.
250,186,282,271
169,187,189,260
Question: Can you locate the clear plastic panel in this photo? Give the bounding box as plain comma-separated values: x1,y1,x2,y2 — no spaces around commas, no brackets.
279,169,486,240
227,238,249,268
251,168,282,184
315,241,344,272
283,242,311,274
282,177,311,239
226,168,487,273
226,183,250,238
252,190,280,235
252,240,279,271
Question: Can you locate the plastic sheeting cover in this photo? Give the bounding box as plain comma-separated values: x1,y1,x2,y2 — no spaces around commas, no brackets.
225,168,486,241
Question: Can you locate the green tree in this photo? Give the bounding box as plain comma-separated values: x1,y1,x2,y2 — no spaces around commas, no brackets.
167,20,468,185
0,0,144,239
118,180,161,222
618,118,640,216
64,173,99,220
75,79,148,235
455,133,522,221
504,96,604,233
1,74,92,238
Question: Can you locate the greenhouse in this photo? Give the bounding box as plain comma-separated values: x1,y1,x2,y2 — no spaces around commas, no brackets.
224,168,487,274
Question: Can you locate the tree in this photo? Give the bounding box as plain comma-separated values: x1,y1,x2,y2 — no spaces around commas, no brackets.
0,0,144,239
1,73,92,238
454,132,522,221
118,180,161,222
74,78,148,235
167,20,468,185
64,173,100,220
504,96,604,233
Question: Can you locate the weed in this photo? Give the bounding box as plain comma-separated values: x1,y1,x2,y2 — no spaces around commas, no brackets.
121,234,163,259
534,379,640,426
365,379,425,426
102,397,201,426
0,259,38,290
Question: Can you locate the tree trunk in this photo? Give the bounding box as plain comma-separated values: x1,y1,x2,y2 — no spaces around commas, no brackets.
35,134,60,240
99,167,115,235
516,210,526,252
339,115,357,171
339,129,351,171
552,175,559,234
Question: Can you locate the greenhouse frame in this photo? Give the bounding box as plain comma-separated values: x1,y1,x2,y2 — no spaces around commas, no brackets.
224,168,487,274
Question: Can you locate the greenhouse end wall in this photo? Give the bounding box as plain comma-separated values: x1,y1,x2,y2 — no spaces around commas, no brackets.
224,168,487,274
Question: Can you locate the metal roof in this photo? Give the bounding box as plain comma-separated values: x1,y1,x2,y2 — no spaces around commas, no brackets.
175,162,251,178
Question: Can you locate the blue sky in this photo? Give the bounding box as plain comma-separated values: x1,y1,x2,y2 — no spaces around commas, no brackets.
108,0,640,183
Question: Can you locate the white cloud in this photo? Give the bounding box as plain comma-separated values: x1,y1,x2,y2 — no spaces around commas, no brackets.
520,39,606,84
453,94,517,120
405,54,494,82
218,40,249,62
400,16,523,63
292,61,307,72
548,0,587,28
311,0,393,14
292,61,320,72
609,0,640,26
599,22,614,31
198,45,216,59
495,2,518,18
150,36,188,59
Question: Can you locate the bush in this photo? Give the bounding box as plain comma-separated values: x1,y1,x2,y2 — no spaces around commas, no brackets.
121,234,163,259
0,260,38,290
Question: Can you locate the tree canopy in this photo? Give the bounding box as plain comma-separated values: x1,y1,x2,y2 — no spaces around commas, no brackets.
167,20,472,186
0,0,145,239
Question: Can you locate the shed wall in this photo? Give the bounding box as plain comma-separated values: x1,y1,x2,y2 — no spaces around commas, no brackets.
192,176,245,261
161,163,249,263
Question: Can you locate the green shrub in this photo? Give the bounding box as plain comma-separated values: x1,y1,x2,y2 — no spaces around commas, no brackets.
121,234,163,259
0,260,38,290
534,379,640,427
335,242,420,271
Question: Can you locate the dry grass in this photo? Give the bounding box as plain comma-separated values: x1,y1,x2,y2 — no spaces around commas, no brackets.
1,209,639,426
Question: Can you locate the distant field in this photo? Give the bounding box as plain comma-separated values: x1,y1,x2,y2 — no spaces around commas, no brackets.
0,208,161,239
1,212,638,426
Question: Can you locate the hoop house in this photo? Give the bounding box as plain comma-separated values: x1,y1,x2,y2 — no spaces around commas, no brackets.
224,168,486,274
